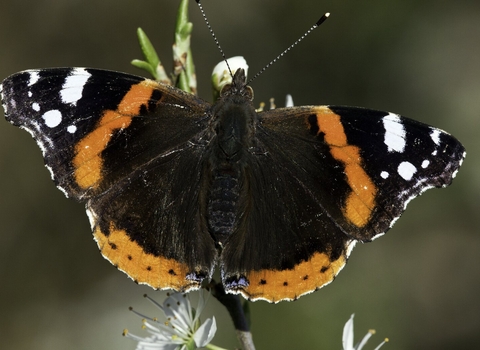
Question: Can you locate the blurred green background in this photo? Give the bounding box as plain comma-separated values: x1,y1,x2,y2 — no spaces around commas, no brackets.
0,0,478,349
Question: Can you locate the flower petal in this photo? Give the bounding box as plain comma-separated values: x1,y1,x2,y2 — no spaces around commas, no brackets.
342,314,355,350
135,335,181,350
285,94,294,107
193,317,217,347
193,289,209,324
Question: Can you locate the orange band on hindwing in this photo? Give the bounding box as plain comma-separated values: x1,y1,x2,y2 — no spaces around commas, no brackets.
241,251,347,302
93,222,199,291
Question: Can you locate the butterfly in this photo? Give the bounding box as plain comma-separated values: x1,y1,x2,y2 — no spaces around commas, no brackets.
1,64,465,302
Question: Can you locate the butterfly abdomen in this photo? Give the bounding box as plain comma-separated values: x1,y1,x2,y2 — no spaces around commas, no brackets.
207,168,241,246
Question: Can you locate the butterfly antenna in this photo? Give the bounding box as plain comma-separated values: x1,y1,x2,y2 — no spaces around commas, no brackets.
195,0,233,76
247,12,330,85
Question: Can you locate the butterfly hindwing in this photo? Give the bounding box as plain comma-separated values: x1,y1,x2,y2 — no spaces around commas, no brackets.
87,141,217,291
220,106,360,302
220,134,354,302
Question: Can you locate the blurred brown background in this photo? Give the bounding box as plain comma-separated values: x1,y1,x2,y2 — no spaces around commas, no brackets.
0,0,478,349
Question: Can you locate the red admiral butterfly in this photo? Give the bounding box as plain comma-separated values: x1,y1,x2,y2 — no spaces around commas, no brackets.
1,53,465,303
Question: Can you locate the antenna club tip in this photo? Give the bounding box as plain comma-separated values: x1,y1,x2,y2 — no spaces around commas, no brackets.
316,12,330,26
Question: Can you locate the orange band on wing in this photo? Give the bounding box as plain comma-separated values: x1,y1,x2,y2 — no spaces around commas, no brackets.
314,107,377,227
93,222,200,292
73,80,157,189
240,251,346,302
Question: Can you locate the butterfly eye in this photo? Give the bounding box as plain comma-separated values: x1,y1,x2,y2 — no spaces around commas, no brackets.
244,86,254,101
219,83,232,97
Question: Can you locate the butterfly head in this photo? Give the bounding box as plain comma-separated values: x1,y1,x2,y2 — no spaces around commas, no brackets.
219,69,254,102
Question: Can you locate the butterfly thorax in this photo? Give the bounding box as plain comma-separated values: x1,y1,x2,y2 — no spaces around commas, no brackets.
206,69,256,247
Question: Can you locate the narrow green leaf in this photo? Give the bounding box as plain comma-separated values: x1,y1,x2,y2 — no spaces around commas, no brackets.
131,59,156,78
136,27,160,69
175,0,190,34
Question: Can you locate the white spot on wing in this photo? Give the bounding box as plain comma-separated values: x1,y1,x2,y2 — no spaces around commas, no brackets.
28,71,40,86
430,128,441,146
45,164,55,180
421,160,430,168
60,68,91,105
345,240,357,257
371,231,385,241
32,102,40,111
451,151,466,179
380,171,389,179
42,109,62,128
86,206,98,230
67,125,77,133
398,161,417,181
389,215,401,228
382,113,406,153
56,185,70,198
43,167,69,196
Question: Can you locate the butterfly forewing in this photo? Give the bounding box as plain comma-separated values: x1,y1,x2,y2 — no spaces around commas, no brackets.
258,105,465,241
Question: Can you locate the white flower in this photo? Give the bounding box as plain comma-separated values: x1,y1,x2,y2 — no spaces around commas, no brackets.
211,56,249,94
285,94,294,107
125,290,217,350
342,314,388,350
